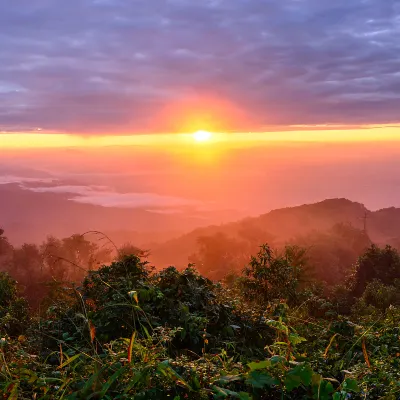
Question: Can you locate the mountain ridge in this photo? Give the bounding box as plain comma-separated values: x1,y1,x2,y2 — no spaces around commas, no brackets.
150,198,398,267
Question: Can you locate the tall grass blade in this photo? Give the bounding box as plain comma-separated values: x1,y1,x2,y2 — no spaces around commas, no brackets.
57,354,81,370
323,334,338,358
89,320,96,343
99,365,128,397
128,331,136,363
362,338,371,368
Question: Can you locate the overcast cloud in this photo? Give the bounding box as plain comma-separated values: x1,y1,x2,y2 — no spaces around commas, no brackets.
1,0,400,133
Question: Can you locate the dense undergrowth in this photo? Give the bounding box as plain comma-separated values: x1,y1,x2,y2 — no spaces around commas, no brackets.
1,238,400,399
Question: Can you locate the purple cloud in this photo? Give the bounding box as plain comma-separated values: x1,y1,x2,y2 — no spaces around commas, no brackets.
1,0,400,133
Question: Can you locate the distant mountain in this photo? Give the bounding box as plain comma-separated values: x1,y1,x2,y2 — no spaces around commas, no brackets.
4,184,400,271
0,184,241,245
150,198,400,267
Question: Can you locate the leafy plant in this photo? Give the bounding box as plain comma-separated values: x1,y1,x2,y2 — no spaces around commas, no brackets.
1,241,400,399
0,272,29,336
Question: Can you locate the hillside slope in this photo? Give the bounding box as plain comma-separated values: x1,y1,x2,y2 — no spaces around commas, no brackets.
150,198,396,267
0,184,241,245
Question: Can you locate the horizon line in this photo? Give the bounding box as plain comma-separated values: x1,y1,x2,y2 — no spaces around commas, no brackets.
1,124,400,149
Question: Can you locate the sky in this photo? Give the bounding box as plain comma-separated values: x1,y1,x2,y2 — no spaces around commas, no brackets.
1,0,400,134
2,0,400,228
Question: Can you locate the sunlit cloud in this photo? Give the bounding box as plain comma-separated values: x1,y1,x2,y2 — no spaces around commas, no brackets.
0,175,55,185
24,184,203,210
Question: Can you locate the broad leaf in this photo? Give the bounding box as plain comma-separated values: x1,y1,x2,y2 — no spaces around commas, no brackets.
247,360,271,371
270,355,286,365
285,364,313,391
246,371,279,388
343,378,360,393
288,333,307,345
217,375,243,384
313,380,334,400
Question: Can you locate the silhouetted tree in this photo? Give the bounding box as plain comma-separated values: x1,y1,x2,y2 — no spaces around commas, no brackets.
189,232,250,280
116,242,150,261
291,223,371,286
9,244,44,308
41,234,112,282
0,232,113,309
0,228,13,267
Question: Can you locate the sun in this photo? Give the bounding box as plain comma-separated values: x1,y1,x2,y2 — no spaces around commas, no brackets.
193,130,212,142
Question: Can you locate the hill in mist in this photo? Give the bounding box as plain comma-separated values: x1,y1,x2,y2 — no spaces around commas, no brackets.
150,198,400,269
0,183,242,246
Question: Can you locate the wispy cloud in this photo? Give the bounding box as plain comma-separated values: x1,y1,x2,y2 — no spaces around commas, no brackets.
24,184,203,210
0,175,55,185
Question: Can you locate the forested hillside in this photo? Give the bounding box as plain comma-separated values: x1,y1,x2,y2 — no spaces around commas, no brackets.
1,216,400,399
0,199,376,303
151,198,400,274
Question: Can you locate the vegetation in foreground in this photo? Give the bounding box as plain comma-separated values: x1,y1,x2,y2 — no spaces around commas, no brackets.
1,228,400,399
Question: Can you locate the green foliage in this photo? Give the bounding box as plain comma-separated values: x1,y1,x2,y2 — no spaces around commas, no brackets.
349,245,400,297
42,256,269,356
80,254,153,342
241,244,304,304
361,279,400,310
0,272,29,336
1,241,400,399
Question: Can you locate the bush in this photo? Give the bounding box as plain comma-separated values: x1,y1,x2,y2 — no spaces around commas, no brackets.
241,244,304,305
361,279,400,310
3,243,400,399
349,245,400,297
41,256,272,357
0,272,29,336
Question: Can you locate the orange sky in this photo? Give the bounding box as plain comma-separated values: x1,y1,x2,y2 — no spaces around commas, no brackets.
3,129,400,226
2,125,400,150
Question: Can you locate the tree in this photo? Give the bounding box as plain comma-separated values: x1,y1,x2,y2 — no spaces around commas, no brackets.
189,232,250,280
0,233,113,309
9,243,44,309
241,244,305,305
291,223,370,286
361,279,400,310
349,245,400,297
116,242,150,261
0,228,13,268
41,234,112,282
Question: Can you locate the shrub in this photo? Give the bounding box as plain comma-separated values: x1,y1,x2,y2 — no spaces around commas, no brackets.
42,256,271,356
349,245,400,297
361,279,400,310
0,272,29,336
241,244,304,305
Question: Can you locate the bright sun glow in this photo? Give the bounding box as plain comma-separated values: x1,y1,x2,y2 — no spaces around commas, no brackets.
193,130,212,142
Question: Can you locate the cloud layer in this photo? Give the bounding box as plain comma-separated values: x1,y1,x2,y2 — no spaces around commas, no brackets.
25,184,202,210
0,175,201,211
1,0,400,133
